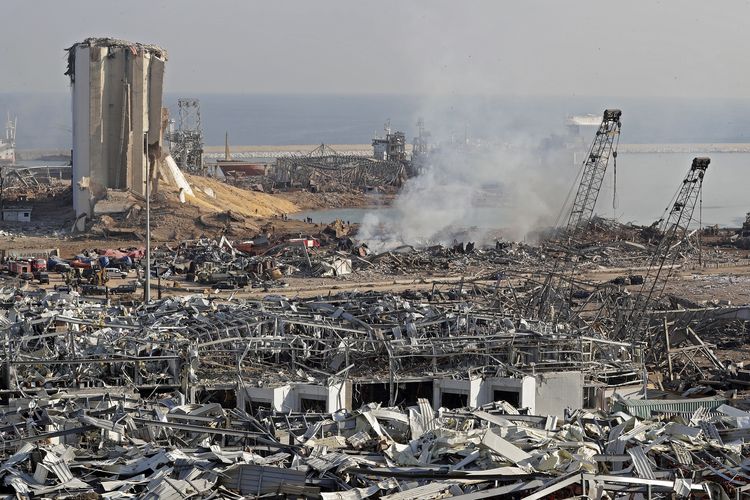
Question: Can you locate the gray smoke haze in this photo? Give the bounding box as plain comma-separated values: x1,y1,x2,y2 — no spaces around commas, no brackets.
355,1,590,250
357,122,573,251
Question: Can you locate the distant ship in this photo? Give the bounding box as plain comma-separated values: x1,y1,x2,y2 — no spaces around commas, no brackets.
214,132,267,176
0,114,16,165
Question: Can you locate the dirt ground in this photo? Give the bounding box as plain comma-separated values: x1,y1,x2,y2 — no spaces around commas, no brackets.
0,219,345,258
0,178,379,256
275,190,391,210
9,253,750,306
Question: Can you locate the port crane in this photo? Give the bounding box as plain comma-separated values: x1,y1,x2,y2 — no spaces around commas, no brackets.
615,157,711,367
562,109,622,236
533,109,622,321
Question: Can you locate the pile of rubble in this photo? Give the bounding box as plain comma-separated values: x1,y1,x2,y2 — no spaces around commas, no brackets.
0,257,746,496
0,285,643,390
0,389,748,497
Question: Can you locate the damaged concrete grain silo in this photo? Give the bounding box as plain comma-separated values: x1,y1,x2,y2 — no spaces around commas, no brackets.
65,38,167,222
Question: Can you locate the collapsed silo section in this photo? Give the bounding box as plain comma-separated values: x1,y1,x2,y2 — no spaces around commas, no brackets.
65,37,167,221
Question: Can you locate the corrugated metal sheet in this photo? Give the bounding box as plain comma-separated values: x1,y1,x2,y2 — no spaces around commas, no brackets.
321,484,381,500
418,398,436,432
79,414,126,434
42,452,73,483
481,428,532,464
613,397,728,419
306,452,355,472
102,450,170,475
6,476,30,495
448,480,545,499
381,481,454,500
689,406,709,424
620,423,650,441
671,442,693,465
219,464,306,495
699,421,723,444
261,452,292,465
627,447,655,479
142,477,214,500
2,443,34,470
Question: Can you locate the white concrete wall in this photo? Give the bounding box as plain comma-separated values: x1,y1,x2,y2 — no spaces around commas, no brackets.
148,57,165,145
284,384,327,412
520,377,536,411
534,371,584,417
98,47,120,196
238,386,274,410
432,377,483,410
130,51,146,197
327,380,351,413
235,374,581,416
239,385,291,412
245,381,351,413
274,385,291,411
2,211,30,222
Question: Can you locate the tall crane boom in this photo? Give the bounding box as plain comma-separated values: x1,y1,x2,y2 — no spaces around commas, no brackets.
619,157,709,348
565,109,622,234
533,109,621,322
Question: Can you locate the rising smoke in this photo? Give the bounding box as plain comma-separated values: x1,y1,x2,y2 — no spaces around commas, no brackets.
357,118,574,251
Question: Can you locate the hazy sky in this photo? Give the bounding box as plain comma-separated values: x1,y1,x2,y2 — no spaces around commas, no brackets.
2,0,749,97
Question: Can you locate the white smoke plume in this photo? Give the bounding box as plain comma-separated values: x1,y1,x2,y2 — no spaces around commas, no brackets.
357,124,573,252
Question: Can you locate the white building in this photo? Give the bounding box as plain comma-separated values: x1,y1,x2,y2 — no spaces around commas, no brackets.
2,208,31,223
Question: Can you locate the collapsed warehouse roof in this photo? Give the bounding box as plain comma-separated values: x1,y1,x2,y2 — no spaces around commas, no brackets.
1,287,643,410
272,144,409,192
0,286,748,497
0,389,749,497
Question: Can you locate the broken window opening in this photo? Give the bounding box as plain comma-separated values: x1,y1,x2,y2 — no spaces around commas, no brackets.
352,382,390,409
300,397,326,413
493,389,520,407
198,389,237,408
396,381,433,407
440,391,468,409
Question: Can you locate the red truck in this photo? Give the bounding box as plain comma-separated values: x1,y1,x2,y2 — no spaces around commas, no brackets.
8,261,31,275
7,259,46,275
31,259,47,273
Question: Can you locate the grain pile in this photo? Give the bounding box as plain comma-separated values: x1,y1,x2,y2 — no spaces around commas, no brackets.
185,174,298,217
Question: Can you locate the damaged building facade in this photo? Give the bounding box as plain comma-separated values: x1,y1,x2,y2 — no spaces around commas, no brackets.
66,38,167,220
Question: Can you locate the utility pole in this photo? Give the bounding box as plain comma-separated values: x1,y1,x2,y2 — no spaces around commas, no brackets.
0,166,4,214
144,133,151,303
698,182,703,267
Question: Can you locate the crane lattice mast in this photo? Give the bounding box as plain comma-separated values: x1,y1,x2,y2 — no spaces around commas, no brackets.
564,109,622,234
534,110,622,321
619,157,709,350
